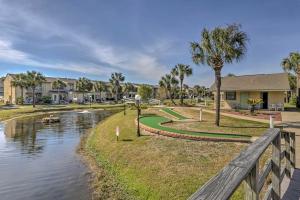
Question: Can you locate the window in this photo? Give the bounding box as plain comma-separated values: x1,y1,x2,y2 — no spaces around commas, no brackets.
225,91,236,100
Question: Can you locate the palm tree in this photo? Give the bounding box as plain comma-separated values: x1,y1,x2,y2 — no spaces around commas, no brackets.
281,52,300,105
159,74,178,105
171,64,193,105
11,73,27,104
191,24,248,126
94,81,107,102
25,71,46,107
76,77,93,103
52,79,67,104
109,72,125,102
123,82,136,98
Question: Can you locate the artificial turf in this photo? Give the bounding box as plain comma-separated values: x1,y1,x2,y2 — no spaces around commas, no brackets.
139,115,252,139
161,108,188,120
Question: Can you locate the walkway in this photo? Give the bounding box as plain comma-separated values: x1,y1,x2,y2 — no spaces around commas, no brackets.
281,111,300,199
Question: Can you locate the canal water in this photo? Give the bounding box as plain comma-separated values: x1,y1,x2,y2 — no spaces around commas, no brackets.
0,110,112,200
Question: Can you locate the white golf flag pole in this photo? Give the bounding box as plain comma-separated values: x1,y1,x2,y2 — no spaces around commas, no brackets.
269,116,274,128
116,126,120,141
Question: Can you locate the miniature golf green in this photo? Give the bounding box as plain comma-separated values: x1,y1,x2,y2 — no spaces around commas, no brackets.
161,108,188,120
139,115,252,139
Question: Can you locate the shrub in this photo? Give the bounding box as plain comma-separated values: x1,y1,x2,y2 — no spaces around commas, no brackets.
16,97,24,104
290,95,297,105
247,98,263,114
41,96,52,104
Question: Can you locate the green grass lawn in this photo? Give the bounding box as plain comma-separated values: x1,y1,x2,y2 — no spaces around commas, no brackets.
166,108,269,137
161,107,188,120
140,114,251,139
0,103,123,121
85,110,247,199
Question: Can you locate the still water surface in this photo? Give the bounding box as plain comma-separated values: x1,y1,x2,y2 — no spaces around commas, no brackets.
0,110,112,200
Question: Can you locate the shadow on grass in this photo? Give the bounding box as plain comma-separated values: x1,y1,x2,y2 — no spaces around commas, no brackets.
220,125,268,129
121,139,133,142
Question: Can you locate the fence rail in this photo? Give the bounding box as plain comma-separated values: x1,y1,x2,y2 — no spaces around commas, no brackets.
189,128,295,200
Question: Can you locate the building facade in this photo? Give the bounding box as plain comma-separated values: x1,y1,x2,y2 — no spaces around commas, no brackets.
3,74,158,104
210,73,290,109
0,77,4,102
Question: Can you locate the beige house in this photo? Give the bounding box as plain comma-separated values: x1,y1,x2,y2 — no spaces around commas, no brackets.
0,77,4,101
210,73,290,110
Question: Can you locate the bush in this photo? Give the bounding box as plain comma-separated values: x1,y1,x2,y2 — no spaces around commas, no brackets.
290,95,297,105
16,97,24,104
41,96,52,104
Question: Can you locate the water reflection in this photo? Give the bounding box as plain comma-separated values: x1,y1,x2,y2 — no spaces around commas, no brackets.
0,110,112,200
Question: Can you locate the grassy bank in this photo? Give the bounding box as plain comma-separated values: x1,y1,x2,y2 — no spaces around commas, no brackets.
0,103,124,121
85,109,248,199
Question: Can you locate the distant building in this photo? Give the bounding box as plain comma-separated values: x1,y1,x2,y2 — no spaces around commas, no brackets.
0,77,4,101
3,74,158,104
209,73,290,109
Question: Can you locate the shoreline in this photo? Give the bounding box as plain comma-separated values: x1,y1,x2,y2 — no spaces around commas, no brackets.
0,104,123,123
77,112,131,199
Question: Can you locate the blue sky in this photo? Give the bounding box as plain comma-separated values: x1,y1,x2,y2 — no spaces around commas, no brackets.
0,0,300,86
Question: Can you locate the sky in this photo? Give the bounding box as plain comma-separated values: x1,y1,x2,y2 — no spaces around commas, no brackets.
0,0,300,86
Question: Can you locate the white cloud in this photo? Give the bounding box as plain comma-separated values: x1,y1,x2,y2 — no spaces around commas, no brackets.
0,1,171,81
0,38,113,76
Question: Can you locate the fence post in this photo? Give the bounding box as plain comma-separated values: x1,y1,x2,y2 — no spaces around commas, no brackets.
245,161,259,200
284,132,291,178
272,133,281,200
290,132,296,168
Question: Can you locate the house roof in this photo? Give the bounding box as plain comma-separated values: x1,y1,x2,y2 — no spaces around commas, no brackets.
209,73,290,91
6,73,77,84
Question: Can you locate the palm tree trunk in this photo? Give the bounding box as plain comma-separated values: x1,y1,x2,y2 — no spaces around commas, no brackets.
180,79,183,105
115,90,118,103
21,87,24,105
170,89,176,105
58,90,60,104
215,69,221,126
32,87,36,108
99,90,102,102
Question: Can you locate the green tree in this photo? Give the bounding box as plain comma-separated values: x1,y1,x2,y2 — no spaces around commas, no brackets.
11,73,27,104
288,73,297,92
109,72,125,102
138,84,153,101
282,52,300,93
94,81,107,101
159,74,178,105
123,82,136,98
191,24,248,126
76,77,93,102
227,73,236,77
52,79,67,104
171,64,193,105
25,71,46,107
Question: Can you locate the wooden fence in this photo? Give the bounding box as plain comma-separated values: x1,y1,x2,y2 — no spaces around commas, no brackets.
189,128,295,200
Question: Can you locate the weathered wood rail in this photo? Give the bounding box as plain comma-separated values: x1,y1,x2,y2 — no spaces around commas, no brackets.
189,128,296,200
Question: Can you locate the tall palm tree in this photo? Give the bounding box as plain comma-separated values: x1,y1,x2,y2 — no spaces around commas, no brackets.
171,64,193,105
123,82,136,98
76,77,93,103
94,81,107,102
25,71,46,107
109,72,125,102
52,79,67,104
159,74,178,105
191,24,248,126
281,52,300,104
11,73,27,104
